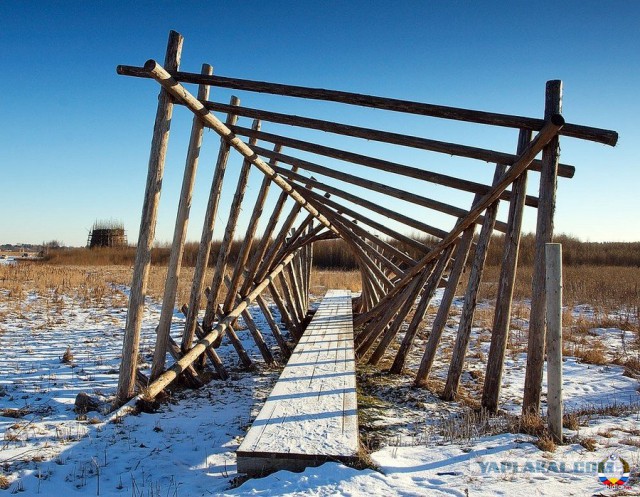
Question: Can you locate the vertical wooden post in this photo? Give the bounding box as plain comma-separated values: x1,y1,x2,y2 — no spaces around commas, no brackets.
414,225,475,385
390,243,454,373
546,243,563,443
523,80,562,414
151,64,212,380
117,31,183,403
203,119,260,330
182,96,241,352
441,164,505,401
481,129,531,411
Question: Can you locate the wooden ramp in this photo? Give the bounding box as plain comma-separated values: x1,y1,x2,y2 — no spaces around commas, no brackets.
237,289,358,476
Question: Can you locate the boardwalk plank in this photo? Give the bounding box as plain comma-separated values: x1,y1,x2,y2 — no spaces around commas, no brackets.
237,290,358,475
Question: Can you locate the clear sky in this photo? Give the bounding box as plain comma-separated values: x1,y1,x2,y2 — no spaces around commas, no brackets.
1,1,638,247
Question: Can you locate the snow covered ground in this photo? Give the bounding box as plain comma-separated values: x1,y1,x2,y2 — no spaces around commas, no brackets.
1,279,638,496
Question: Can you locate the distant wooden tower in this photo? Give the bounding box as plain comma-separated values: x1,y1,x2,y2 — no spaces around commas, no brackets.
87,220,127,248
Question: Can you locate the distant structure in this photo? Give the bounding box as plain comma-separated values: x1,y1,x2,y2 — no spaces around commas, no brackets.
87,220,127,248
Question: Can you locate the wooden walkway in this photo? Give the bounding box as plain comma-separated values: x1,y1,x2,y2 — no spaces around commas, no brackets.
237,289,358,476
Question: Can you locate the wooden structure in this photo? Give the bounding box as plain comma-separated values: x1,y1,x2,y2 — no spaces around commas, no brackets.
87,220,127,248
115,30,617,430
237,290,357,475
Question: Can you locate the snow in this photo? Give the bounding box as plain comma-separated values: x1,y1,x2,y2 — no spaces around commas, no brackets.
1,281,638,496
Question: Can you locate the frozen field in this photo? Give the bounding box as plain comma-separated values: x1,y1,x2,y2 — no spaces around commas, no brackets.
1,279,639,496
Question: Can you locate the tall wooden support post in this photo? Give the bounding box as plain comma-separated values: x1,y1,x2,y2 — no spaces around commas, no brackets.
546,243,563,443
182,96,241,352
441,164,505,401
523,80,562,414
481,129,531,411
413,225,475,385
151,64,212,380
117,31,183,403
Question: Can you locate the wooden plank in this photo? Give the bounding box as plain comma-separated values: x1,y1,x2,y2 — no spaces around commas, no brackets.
237,290,358,476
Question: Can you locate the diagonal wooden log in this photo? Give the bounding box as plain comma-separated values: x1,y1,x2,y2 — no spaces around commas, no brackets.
143,59,341,242
413,225,476,385
256,293,292,360
180,304,229,380
152,63,212,381
182,96,241,352
441,164,506,401
389,243,455,373
482,129,532,412
142,250,300,400
353,115,564,329
117,32,183,403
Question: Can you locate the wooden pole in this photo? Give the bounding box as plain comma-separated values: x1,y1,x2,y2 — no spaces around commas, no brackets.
482,129,531,412
118,63,617,146
353,116,563,329
256,293,291,359
413,225,475,385
151,63,212,380
545,243,563,444
389,242,455,373
182,96,241,352
223,172,272,314
441,164,506,401
204,119,260,331
117,31,183,403
180,304,229,380
142,60,341,240
143,250,299,399
523,80,562,415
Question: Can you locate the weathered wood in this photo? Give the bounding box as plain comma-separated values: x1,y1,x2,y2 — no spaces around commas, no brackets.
278,271,303,328
182,96,241,352
143,60,341,242
545,243,563,443
523,80,563,415
255,201,306,283
441,164,506,401
390,244,455,373
152,64,212,380
286,262,307,326
200,100,574,179
268,281,302,340
353,115,563,329
143,250,300,399
236,290,357,476
482,129,531,412
287,173,440,247
234,125,540,207
414,225,476,385
118,63,617,146
117,31,183,403
238,154,288,298
180,304,229,380
223,172,272,314
204,119,259,330
261,146,510,233
255,293,292,359
355,272,426,356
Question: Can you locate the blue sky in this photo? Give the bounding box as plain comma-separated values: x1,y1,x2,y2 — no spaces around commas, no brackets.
1,1,638,246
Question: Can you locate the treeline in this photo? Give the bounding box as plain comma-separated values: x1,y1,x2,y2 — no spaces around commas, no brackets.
43,234,640,268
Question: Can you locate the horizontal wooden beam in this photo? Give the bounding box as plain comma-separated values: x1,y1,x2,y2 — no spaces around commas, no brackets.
117,64,618,146
279,167,447,242
200,100,576,179
232,125,540,208
257,145,510,233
